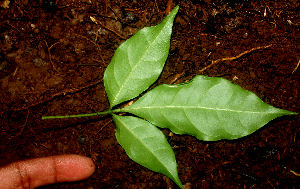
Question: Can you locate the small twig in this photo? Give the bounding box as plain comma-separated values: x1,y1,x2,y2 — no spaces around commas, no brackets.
6,22,22,33
45,40,59,72
199,44,273,74
291,59,300,74
170,72,185,84
90,16,126,39
284,167,300,177
290,169,300,177
170,52,213,84
49,41,60,50
0,79,103,115
165,0,173,13
107,6,123,23
74,33,104,62
94,119,113,137
92,58,104,63
13,66,18,76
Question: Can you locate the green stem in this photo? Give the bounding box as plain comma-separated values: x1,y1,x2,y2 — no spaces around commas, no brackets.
42,109,117,120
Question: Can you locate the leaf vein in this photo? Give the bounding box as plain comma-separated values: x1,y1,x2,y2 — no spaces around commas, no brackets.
182,108,213,138
127,106,272,114
112,27,166,106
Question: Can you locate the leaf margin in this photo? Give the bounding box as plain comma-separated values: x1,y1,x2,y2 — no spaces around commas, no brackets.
112,113,183,188
119,75,298,141
104,6,179,108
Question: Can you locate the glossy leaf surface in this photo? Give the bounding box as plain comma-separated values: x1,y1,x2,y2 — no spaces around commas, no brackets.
113,114,183,188
121,75,297,141
104,6,179,108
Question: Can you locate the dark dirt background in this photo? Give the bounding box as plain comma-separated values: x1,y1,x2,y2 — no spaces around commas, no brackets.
1,0,299,188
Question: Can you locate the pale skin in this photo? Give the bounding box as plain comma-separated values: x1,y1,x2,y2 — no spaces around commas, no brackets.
0,154,95,189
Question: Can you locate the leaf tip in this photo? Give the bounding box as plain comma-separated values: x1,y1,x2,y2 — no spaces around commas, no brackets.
173,5,180,12
287,111,298,116
165,5,179,22
276,108,298,116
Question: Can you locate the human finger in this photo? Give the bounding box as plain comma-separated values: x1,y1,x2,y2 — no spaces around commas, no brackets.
0,154,95,189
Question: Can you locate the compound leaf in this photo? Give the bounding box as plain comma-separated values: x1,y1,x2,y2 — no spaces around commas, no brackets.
104,6,179,108
113,114,183,188
121,75,297,141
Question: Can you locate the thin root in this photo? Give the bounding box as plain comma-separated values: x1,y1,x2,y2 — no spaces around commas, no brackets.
90,16,126,39
45,40,59,72
74,33,104,62
292,59,300,74
0,79,103,115
284,167,300,177
199,44,273,74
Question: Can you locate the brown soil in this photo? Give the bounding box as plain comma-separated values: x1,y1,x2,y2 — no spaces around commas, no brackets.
1,0,299,188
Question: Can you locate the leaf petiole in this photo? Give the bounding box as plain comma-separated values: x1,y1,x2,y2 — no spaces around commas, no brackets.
42,109,115,120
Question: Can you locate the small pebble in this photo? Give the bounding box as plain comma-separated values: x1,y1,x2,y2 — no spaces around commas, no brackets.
242,32,249,39
78,135,86,144
33,57,44,67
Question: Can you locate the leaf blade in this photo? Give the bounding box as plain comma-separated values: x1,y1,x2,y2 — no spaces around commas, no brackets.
112,114,183,188
104,6,179,108
121,75,297,141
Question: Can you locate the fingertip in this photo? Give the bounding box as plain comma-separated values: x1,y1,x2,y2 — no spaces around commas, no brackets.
54,154,96,182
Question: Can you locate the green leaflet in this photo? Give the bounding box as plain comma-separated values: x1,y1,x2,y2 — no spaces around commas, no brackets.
120,75,297,141
113,114,183,188
104,6,179,108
